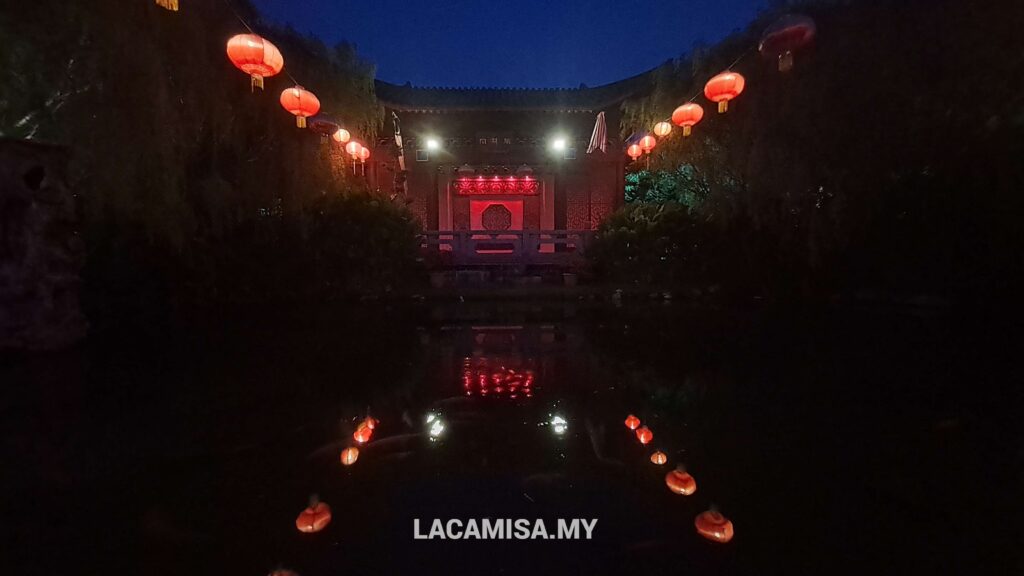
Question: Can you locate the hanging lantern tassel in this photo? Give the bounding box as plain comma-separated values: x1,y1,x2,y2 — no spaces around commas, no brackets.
156,0,179,11
779,51,795,72
683,126,692,137
718,101,728,114
251,74,264,91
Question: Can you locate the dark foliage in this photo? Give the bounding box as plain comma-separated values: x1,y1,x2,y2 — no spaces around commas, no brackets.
604,0,1024,301
1,0,418,320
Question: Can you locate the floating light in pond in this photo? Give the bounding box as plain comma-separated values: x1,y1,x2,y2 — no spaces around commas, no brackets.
550,415,568,435
295,499,331,533
636,426,653,445
340,447,359,466
665,466,697,495
695,509,734,543
624,414,641,430
353,423,373,444
426,412,438,424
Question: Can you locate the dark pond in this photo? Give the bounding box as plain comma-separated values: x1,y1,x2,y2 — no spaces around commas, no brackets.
2,300,1020,575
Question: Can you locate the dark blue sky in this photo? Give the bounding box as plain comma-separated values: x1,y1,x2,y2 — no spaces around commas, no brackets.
250,0,766,88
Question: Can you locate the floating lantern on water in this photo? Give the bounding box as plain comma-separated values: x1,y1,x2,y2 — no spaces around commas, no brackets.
653,121,672,137
704,72,746,113
650,451,668,465
695,509,734,543
665,466,697,495
295,498,332,533
636,426,653,445
672,103,705,136
340,447,359,466
624,415,641,430
226,34,284,91
279,86,320,128
759,14,816,72
353,423,373,444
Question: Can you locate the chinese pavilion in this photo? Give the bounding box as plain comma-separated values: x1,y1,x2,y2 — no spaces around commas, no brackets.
371,72,652,264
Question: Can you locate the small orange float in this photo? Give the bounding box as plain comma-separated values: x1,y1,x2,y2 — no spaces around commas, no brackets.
695,509,734,543
636,426,653,445
650,451,668,465
665,466,697,495
353,423,373,444
624,415,641,430
295,499,332,533
340,447,359,466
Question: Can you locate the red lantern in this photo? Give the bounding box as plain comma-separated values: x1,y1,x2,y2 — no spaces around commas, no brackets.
760,14,816,72
624,415,641,430
279,86,320,128
639,135,657,153
346,141,362,157
653,121,672,137
650,451,667,465
636,426,653,445
340,447,359,466
295,500,332,533
353,423,372,443
358,147,371,163
671,103,705,136
695,510,734,543
665,466,697,495
226,34,284,91
362,416,378,430
333,128,351,143
704,72,746,113
626,144,643,160
155,0,178,11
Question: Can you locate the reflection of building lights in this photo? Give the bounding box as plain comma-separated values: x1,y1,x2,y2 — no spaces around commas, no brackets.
550,415,568,435
426,412,438,424
429,419,445,439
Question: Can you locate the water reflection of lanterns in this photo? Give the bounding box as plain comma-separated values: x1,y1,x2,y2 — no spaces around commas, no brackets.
636,426,653,445
650,451,667,465
353,423,373,444
624,414,641,430
295,499,332,533
340,447,359,466
362,416,378,430
429,418,446,440
268,569,299,576
462,357,535,398
695,509,734,543
665,466,697,495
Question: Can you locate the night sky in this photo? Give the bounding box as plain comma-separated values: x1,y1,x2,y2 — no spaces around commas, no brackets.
250,0,766,88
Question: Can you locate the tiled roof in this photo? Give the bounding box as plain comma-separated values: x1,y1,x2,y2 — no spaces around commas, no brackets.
375,69,655,113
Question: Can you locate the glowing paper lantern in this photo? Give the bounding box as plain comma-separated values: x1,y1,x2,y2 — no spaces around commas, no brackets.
671,103,705,136
353,423,372,443
665,466,697,495
704,72,746,113
760,14,816,72
346,141,362,157
358,147,371,162
279,86,320,128
226,34,284,91
362,416,378,430
636,426,653,445
295,501,332,533
624,415,641,430
695,510,734,543
340,447,359,466
650,451,668,465
626,144,643,160
653,121,672,137
333,128,351,143
639,135,657,153
155,0,178,11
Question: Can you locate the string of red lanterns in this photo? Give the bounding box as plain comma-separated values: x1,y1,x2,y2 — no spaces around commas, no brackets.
627,13,815,161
